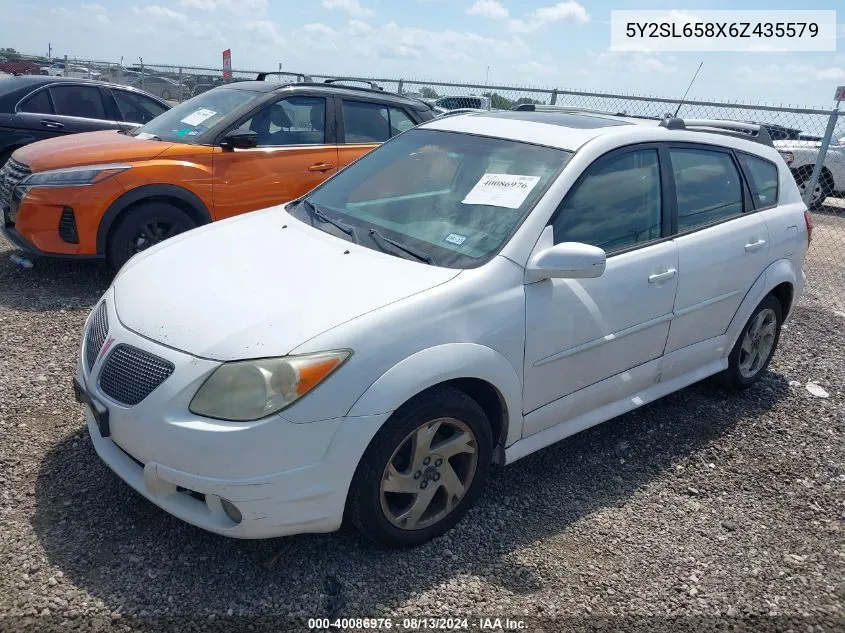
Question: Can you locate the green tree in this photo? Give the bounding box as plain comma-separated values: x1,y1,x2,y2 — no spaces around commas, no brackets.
420,86,439,99
515,97,542,106
482,92,514,110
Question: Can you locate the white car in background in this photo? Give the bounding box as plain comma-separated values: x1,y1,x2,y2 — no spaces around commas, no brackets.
776,137,845,207
41,63,101,79
75,109,809,547
434,95,492,111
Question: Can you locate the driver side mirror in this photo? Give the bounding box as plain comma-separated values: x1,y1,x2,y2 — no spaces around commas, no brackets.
220,129,258,151
525,242,607,283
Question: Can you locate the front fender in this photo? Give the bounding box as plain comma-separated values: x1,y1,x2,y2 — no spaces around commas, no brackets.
346,343,524,448
725,258,801,353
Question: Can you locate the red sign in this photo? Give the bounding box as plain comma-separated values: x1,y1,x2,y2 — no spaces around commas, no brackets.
222,49,232,80
835,86,845,102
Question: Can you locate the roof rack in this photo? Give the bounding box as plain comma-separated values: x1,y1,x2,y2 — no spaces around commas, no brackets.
511,103,665,121
323,77,383,90
659,117,774,147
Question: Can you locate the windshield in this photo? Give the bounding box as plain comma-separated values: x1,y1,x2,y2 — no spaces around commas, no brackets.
133,88,260,142
289,129,572,269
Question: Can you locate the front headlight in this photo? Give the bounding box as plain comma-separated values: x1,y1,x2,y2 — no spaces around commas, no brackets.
189,350,351,421
22,163,131,188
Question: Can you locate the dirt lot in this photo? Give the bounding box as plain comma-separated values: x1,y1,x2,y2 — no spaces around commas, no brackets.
0,204,843,633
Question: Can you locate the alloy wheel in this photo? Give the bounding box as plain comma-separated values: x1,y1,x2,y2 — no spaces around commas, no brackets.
379,417,478,531
130,219,183,254
738,308,778,379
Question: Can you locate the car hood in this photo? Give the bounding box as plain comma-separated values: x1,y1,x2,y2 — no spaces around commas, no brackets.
13,131,173,172
112,207,461,361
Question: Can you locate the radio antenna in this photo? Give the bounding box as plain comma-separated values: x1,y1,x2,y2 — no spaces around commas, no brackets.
674,61,703,117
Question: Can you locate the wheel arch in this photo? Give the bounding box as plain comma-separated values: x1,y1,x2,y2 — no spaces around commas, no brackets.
725,259,799,353
97,184,213,256
346,343,524,457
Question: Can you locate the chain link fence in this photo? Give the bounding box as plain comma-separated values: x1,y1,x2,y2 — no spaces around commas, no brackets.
5,55,843,311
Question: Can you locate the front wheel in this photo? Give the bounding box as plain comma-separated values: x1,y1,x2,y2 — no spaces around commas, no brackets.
160,88,172,100
107,202,196,269
347,386,493,547
721,294,783,389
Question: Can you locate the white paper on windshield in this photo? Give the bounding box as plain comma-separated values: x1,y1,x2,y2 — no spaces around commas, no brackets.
180,108,217,126
461,173,541,209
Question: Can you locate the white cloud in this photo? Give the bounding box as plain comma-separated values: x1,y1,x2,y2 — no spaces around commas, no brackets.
514,60,558,76
590,50,677,74
131,5,190,25
467,0,508,20
533,2,590,24
734,63,845,85
322,0,374,17
180,0,216,10
243,19,284,45
80,3,109,23
304,23,337,37
467,1,590,33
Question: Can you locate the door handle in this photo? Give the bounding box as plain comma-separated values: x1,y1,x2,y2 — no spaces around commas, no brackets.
41,120,64,129
308,163,335,172
648,268,677,284
744,239,767,252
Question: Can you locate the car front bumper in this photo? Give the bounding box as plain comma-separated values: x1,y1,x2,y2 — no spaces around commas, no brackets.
76,289,389,539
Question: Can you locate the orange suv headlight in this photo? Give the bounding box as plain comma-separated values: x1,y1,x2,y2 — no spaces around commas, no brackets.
21,163,131,189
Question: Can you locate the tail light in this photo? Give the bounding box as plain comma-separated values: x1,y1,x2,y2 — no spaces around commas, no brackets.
804,209,814,246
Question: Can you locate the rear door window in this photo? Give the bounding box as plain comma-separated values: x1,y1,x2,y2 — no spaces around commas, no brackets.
112,89,168,124
342,100,390,143
49,85,107,119
669,147,743,231
388,107,416,135
738,153,778,209
19,89,53,114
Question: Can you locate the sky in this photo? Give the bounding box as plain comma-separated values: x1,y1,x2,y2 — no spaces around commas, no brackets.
1,0,843,108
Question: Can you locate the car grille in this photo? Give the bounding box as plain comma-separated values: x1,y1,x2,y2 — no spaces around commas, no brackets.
99,345,174,406
84,302,109,372
0,158,32,223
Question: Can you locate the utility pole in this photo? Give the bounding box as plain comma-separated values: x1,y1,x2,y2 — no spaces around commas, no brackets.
486,65,490,84
47,42,52,59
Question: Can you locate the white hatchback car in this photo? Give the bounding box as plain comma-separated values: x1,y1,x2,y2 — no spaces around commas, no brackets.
74,110,811,547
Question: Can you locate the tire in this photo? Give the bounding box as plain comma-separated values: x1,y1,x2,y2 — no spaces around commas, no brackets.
107,201,196,269
347,385,494,548
795,167,833,209
161,89,172,100
721,294,783,390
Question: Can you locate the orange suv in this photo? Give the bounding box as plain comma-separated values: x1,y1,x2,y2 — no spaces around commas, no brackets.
0,79,436,267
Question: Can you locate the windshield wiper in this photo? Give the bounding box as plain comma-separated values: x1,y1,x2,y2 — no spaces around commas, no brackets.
368,228,435,265
301,199,359,244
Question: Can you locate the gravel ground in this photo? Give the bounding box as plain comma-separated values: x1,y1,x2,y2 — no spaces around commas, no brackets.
0,205,843,633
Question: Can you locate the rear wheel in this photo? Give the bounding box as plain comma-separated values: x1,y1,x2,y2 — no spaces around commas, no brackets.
107,202,195,269
347,386,493,547
721,294,783,390
161,88,172,100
